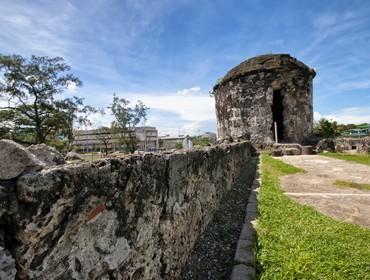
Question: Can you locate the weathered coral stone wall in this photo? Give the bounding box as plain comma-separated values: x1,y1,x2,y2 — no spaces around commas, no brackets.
214,54,316,148
334,137,370,153
0,142,252,280
317,137,370,154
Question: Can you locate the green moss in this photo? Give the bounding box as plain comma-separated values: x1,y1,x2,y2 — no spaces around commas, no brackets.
335,180,370,191
257,154,370,280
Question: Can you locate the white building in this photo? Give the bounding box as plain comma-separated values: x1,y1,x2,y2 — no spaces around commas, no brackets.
73,126,158,152
159,135,193,150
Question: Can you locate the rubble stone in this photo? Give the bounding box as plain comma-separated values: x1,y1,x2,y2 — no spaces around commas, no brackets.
0,140,45,180
65,151,84,161
0,247,16,280
316,138,335,153
27,143,65,165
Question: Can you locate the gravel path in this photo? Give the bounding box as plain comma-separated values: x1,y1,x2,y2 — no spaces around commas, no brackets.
180,158,256,280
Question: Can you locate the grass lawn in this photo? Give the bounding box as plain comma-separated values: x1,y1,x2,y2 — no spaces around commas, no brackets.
82,153,103,161
335,180,370,191
320,152,370,167
256,154,370,280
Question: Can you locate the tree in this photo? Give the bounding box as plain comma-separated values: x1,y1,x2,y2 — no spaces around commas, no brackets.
96,126,113,155
191,136,211,147
53,96,99,151
314,118,340,137
0,54,97,147
109,94,148,153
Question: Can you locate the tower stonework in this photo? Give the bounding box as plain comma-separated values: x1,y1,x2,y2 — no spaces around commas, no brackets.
214,54,316,148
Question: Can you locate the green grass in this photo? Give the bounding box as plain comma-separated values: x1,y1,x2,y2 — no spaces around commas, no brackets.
321,152,370,167
257,154,370,280
81,153,103,162
335,180,370,191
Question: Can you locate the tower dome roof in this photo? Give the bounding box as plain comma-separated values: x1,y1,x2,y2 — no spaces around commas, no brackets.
215,54,315,89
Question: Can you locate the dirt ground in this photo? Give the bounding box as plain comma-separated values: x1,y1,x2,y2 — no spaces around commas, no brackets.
278,155,370,228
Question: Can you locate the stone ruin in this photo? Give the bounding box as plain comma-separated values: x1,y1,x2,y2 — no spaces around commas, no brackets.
0,54,323,279
0,139,254,279
317,136,370,154
214,54,316,149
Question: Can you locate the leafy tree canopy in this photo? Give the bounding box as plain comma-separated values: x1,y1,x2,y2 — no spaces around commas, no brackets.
191,136,211,147
313,118,340,138
109,94,148,153
0,54,98,148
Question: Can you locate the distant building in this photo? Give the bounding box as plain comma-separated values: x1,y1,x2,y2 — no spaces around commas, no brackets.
73,126,158,152
135,126,158,151
341,124,370,137
159,135,193,150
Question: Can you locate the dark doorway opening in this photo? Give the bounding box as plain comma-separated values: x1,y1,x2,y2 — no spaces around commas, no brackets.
271,89,284,142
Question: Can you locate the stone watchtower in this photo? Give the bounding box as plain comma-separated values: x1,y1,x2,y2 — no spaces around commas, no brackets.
213,54,316,148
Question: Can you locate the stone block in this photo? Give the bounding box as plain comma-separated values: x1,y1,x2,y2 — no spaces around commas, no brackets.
65,151,84,161
0,139,45,180
245,211,259,224
230,264,256,280
246,203,258,213
248,192,257,204
234,240,255,266
271,149,283,157
284,148,301,156
239,223,256,242
27,143,65,165
301,145,313,155
272,143,301,150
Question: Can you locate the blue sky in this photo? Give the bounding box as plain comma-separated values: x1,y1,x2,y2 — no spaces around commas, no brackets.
1,0,370,135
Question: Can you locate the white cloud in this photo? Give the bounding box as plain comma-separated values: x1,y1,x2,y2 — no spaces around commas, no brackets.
0,0,174,84
0,99,9,108
81,89,216,136
338,80,370,91
127,91,214,123
2,15,31,27
177,86,201,95
72,85,216,135
128,90,215,135
316,107,370,124
79,112,114,130
313,111,322,121
66,81,77,92
0,1,74,57
300,10,366,60
182,121,203,135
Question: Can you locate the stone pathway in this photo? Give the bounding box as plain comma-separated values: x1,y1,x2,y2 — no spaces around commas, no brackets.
278,155,370,228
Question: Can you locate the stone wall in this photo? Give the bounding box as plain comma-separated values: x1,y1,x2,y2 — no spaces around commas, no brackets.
0,142,253,280
317,137,370,154
214,54,315,148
